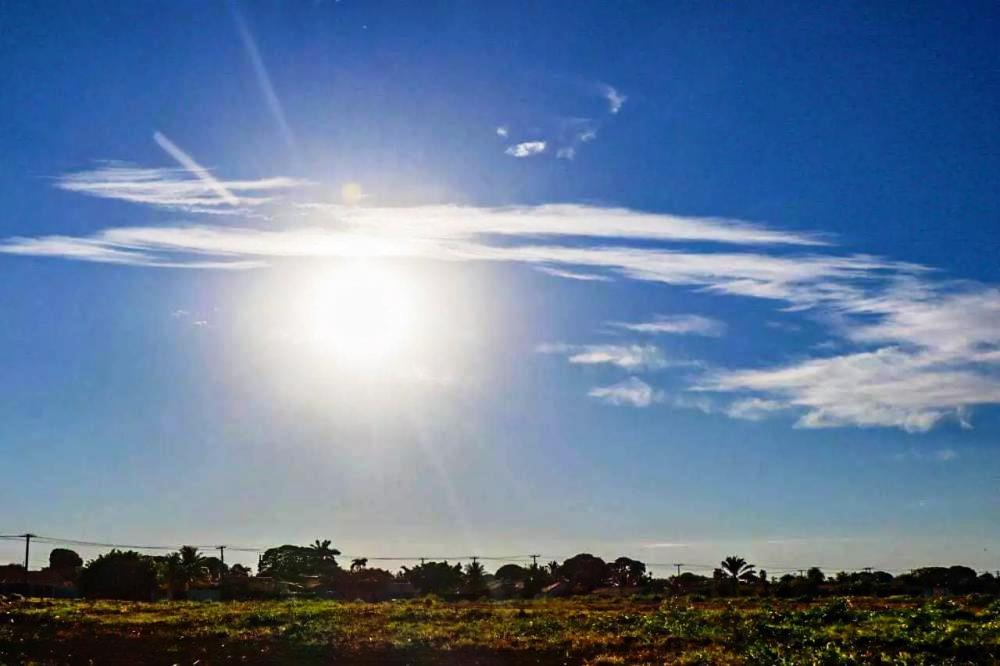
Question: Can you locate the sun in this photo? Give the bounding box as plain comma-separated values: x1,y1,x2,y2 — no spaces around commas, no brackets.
298,262,418,364
341,182,365,205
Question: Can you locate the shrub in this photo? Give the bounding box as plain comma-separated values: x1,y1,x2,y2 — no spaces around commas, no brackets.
78,550,158,601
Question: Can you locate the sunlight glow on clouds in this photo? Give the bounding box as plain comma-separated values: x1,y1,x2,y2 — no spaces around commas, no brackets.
154,131,239,206
535,266,612,282
9,158,1000,432
341,182,366,205
55,162,307,213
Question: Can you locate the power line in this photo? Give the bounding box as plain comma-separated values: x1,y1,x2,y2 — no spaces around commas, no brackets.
2,533,996,575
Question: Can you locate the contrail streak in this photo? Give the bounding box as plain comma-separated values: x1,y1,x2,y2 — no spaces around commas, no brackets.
153,131,240,206
230,3,297,151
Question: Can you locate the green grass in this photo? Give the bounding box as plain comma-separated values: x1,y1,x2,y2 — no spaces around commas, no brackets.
2,596,999,664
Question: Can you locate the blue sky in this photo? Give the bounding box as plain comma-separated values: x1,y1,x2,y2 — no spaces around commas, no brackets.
1,1,999,574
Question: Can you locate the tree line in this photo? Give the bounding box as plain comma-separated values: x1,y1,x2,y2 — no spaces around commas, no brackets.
15,543,1000,601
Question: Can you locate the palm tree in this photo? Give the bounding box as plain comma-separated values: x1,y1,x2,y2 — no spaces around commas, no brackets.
178,545,208,586
158,546,207,598
464,561,487,597
720,555,755,595
350,557,368,572
310,539,341,562
159,552,185,599
179,545,204,568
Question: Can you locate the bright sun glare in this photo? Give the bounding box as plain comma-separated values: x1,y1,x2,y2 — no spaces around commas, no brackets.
298,262,419,364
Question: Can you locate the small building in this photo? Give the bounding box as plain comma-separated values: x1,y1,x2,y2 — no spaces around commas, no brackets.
0,566,78,598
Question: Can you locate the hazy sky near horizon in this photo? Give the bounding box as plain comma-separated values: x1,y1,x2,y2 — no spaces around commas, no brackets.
1,1,999,574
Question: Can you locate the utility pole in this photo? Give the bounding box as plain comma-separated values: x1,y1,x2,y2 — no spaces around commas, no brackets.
22,533,35,583
470,556,479,567
530,554,540,569
673,563,682,577
217,546,226,566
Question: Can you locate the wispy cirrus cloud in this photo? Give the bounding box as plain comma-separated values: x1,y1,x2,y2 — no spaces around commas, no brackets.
0,208,834,276
55,162,307,213
535,266,612,282
589,377,660,407
691,278,1000,432
702,346,1000,432
12,156,1000,432
501,80,623,160
0,232,264,269
536,343,671,371
894,448,958,462
725,398,789,421
554,118,600,160
298,203,828,246
611,314,725,337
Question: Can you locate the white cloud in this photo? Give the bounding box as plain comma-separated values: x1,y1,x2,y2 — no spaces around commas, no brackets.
600,84,627,114
846,285,1000,355
588,377,659,407
670,393,717,415
703,347,1000,432
697,282,1000,432
0,232,265,269
611,314,725,337
505,141,547,157
725,398,789,421
535,266,611,282
299,203,827,246
2,201,827,271
895,448,958,462
537,343,670,371
496,126,509,138
15,160,1000,432
55,162,307,213
553,119,600,160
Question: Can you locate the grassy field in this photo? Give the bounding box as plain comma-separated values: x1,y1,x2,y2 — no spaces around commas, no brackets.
2,595,999,664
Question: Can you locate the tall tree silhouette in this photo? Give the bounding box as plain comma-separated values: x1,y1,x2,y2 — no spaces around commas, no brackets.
464,561,488,597
310,540,341,562
179,545,202,565
720,555,755,594
180,546,209,588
